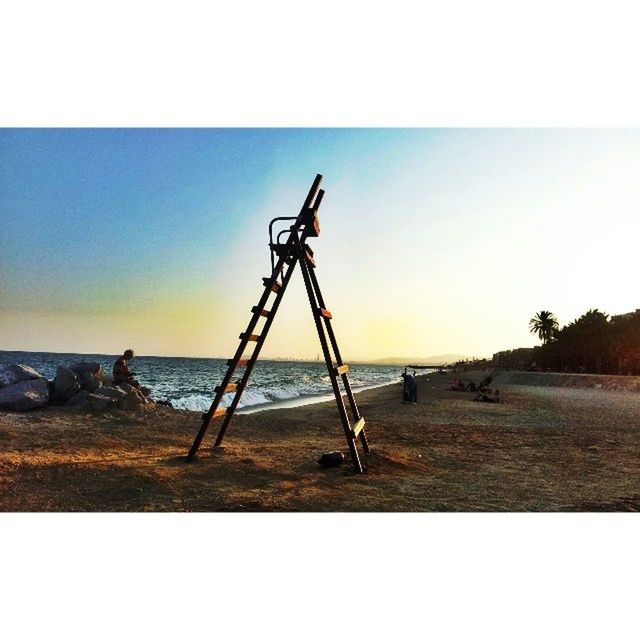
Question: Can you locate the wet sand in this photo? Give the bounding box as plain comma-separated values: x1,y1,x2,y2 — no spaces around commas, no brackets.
1,371,640,511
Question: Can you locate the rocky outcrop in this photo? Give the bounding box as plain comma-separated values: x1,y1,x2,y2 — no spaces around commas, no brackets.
51,362,104,404
53,367,82,402
70,362,103,379
86,393,116,411
78,371,101,392
62,381,151,413
0,360,154,413
70,362,103,392
92,385,127,401
64,389,90,408
0,378,49,411
0,364,43,389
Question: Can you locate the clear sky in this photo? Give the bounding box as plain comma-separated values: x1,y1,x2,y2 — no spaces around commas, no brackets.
1,128,639,359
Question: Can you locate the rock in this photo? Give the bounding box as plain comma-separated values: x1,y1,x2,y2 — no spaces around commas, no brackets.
0,378,49,411
79,371,102,392
86,393,116,411
53,367,81,402
318,451,345,468
65,389,90,408
0,364,43,389
70,361,103,378
94,386,127,401
111,381,148,410
120,394,144,410
70,362,104,390
69,362,104,377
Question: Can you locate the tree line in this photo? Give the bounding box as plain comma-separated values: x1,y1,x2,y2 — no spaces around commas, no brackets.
528,309,640,375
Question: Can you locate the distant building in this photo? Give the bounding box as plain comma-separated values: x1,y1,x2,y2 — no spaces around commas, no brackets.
492,348,535,370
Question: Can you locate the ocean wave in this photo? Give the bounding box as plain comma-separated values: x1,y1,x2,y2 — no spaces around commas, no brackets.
167,376,406,412
170,386,307,412
221,388,270,408
269,385,302,400
170,394,212,412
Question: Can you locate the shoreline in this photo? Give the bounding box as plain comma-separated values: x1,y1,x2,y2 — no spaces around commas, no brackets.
236,372,434,415
237,380,395,415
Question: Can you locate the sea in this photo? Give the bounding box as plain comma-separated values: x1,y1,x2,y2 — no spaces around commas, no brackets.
0,350,420,413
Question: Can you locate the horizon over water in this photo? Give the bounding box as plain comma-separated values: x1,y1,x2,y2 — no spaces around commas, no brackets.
0,350,426,412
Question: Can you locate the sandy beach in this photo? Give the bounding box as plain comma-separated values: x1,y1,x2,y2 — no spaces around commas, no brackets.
1,370,639,512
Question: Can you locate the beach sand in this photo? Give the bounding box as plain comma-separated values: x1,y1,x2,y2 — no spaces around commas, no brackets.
1,371,640,511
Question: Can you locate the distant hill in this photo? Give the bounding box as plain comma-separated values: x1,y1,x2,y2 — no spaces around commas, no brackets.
371,354,468,366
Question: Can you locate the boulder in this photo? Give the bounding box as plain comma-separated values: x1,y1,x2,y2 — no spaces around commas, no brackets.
65,389,90,408
0,378,49,411
118,382,148,410
70,362,104,390
86,393,116,412
70,361,103,378
120,391,147,411
79,371,102,392
53,367,81,402
0,364,43,389
94,385,127,401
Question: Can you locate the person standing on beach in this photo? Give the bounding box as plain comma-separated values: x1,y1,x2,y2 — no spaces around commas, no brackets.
401,370,418,404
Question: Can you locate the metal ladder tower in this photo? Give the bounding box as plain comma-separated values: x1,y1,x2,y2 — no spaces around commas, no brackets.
186,174,370,472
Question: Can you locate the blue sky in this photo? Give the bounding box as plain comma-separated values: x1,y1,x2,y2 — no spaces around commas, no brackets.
2,128,639,358
1,128,427,307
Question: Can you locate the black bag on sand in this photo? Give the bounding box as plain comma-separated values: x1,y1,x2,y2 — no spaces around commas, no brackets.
318,451,345,468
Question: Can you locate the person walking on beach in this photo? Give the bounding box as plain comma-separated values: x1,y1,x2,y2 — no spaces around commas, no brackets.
113,349,140,388
401,370,418,404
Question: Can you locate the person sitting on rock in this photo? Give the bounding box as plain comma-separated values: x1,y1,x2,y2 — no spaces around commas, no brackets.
113,349,140,388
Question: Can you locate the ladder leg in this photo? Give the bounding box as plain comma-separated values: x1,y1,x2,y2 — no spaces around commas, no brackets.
187,258,291,460
187,371,236,461
306,260,370,454
187,415,214,461
213,251,301,447
295,237,363,473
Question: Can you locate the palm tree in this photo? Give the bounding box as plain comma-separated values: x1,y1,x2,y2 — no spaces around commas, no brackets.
529,310,559,344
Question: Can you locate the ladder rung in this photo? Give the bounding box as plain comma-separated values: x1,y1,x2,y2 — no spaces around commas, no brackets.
240,332,260,342
351,417,365,437
230,358,250,367
262,277,282,293
335,364,349,375
252,306,271,318
319,308,333,319
210,408,227,419
214,383,237,394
